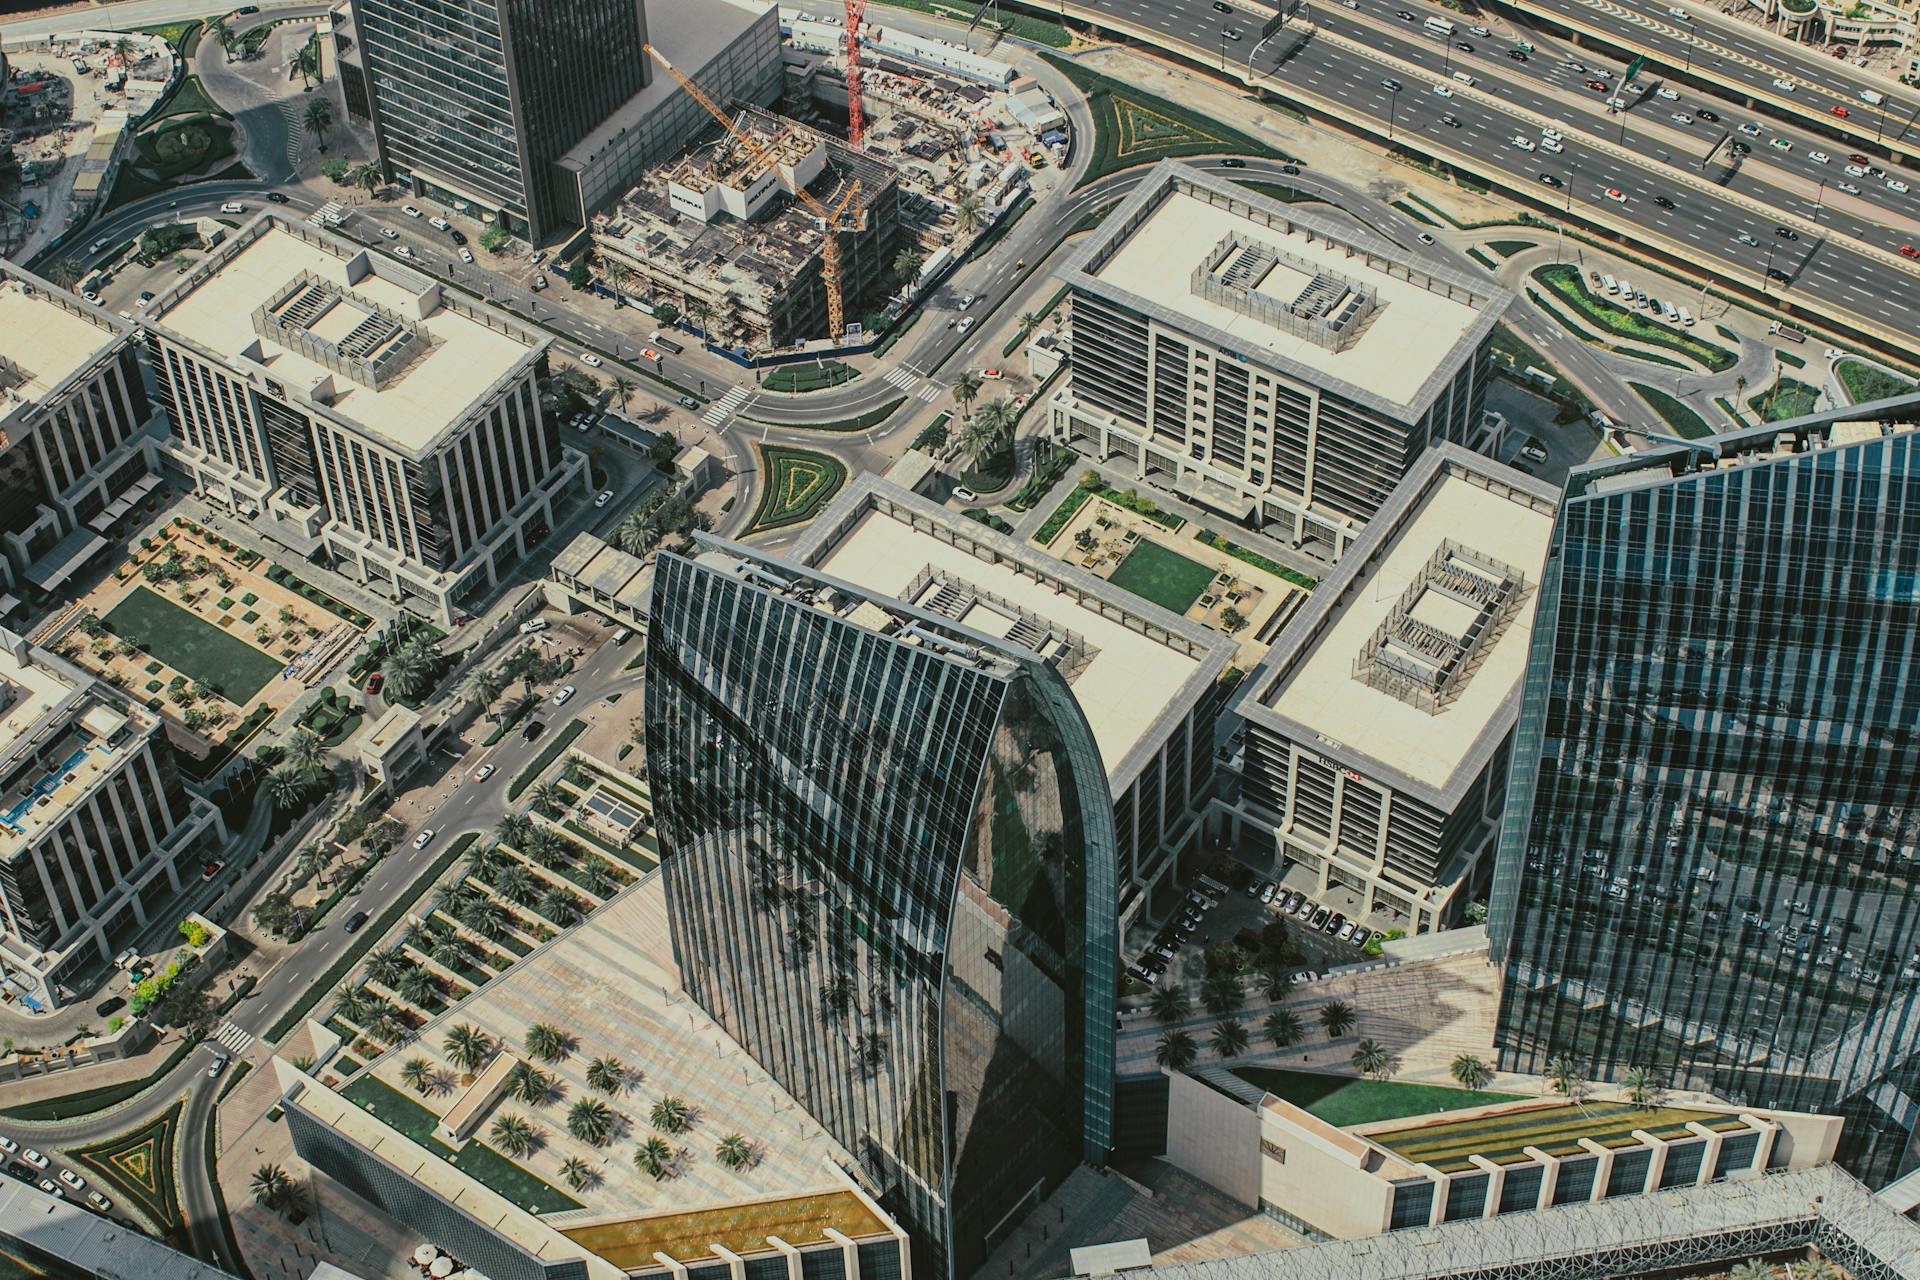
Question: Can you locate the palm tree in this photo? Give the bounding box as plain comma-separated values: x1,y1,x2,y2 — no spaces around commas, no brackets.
1451,1053,1492,1090
47,259,84,290
1200,972,1243,1015
604,260,634,301
288,728,328,773
1263,1008,1303,1050
305,97,334,150
456,896,508,940
443,1023,493,1075
1794,1261,1841,1280
1319,1001,1356,1039
334,984,375,1026
567,1097,614,1146
384,636,440,702
560,1156,595,1192
1546,1054,1587,1099
525,1022,569,1063
649,1095,692,1134
430,934,474,971
892,246,924,279
1211,1019,1249,1059
587,1056,626,1095
268,764,316,812
1623,1065,1666,1107
249,1164,295,1212
506,1061,553,1105
950,369,983,420
490,1113,537,1158
495,813,533,850
462,666,504,711
537,885,581,927
956,415,1004,474
1148,984,1190,1024
365,947,408,988
975,395,1016,447
1155,1030,1197,1070
954,196,983,236
397,967,439,1007
363,1001,403,1043
715,1133,753,1170
495,863,540,906
206,14,229,55
356,162,382,197
1015,310,1042,343
1255,966,1293,1001
1351,1038,1390,1078
400,1056,433,1093
294,842,333,885
530,780,568,819
579,855,614,897
614,503,658,557
634,1135,673,1180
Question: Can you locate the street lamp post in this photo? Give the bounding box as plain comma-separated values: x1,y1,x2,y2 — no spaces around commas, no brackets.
1812,177,1826,224
1387,84,1400,142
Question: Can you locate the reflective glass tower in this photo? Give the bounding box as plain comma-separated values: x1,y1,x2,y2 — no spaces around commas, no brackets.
353,0,649,238
644,541,1118,1280
1490,412,1920,1185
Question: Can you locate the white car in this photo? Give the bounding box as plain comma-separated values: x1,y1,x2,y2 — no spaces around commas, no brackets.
22,1149,47,1169
1667,4,1689,15
87,1192,112,1212
1605,187,1627,203
581,353,603,368
1431,83,1452,97
395,245,415,259
220,201,245,214
594,489,614,508
1837,181,1861,193
1670,113,1691,125
1511,135,1536,150
956,316,976,334
379,226,399,240
458,247,474,263
1772,77,1796,92
1606,96,1627,111
1846,164,1869,176
1542,127,1563,142
553,684,577,705
0,1137,15,1156
412,828,436,850
37,1180,59,1198
1809,151,1829,164
473,764,495,782
519,618,549,635
1656,87,1680,100
429,216,450,231
402,204,423,218
58,1170,84,1191
1541,139,1564,153
1890,179,1912,193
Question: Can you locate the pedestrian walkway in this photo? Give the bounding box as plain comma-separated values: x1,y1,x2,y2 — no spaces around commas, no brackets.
882,365,944,403
308,200,345,228
277,100,303,173
702,386,750,427
212,1021,255,1056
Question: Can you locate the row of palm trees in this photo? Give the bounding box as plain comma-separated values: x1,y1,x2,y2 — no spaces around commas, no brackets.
1154,999,1357,1069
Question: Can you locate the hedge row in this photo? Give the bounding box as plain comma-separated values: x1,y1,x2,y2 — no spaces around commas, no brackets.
508,719,589,801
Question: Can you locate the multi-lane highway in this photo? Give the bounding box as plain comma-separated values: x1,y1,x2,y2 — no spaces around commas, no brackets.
1061,0,1920,355
1496,0,1920,162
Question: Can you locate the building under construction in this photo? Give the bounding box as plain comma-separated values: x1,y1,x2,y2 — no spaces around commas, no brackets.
591,103,900,351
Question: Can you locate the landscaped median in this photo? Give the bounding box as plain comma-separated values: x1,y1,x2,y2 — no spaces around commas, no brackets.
1041,53,1292,186
761,361,859,393
1531,265,1738,373
742,445,848,536
508,719,590,801
742,396,906,434
1837,357,1919,404
1630,383,1714,439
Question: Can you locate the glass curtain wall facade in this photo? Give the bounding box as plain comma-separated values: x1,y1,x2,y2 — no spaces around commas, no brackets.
354,0,649,238
644,546,1118,1280
1490,426,1920,1185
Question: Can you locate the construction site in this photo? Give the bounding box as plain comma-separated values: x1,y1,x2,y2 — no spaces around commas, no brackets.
591,100,903,352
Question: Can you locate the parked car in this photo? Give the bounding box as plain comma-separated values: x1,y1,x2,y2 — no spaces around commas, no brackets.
594,489,614,508
519,618,549,634
1351,926,1374,950
1323,912,1346,935
21,1150,47,1170
1309,905,1331,928
402,205,423,218
87,1191,111,1212
0,1138,16,1157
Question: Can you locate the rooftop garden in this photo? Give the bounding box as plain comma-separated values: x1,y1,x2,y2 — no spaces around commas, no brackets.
1367,1099,1745,1172
1234,1067,1524,1129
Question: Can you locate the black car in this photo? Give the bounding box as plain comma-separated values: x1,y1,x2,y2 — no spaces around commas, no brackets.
95,996,125,1017
449,229,469,245
1696,107,1720,121
1310,905,1331,928
1221,157,1247,168
343,910,370,934
1540,172,1563,187
1439,113,1461,126
1507,48,1528,60
1653,194,1676,209
1324,912,1346,936
1775,226,1799,239
265,191,290,204
524,718,548,742
1455,40,1472,51
1767,267,1791,282
1396,7,1415,16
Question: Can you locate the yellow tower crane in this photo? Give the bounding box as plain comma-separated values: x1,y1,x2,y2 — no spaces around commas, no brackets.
644,44,865,339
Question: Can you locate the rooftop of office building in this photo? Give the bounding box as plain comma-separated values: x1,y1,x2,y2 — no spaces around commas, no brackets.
1065,162,1508,419
294,873,897,1277
1240,446,1556,803
0,633,142,859
0,264,126,423
786,476,1237,790
148,216,545,457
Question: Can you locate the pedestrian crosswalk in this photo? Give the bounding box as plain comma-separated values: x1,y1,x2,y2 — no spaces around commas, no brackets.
279,101,304,173
702,386,750,427
883,366,943,403
308,200,346,229
213,1020,255,1056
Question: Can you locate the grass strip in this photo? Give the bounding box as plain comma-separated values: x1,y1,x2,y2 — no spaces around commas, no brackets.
1837,358,1918,404
1393,199,1443,227
1231,180,1322,205
1714,396,1752,429
762,361,859,393
1040,53,1291,186
743,397,906,434
265,835,477,1044
1487,239,1536,258
1466,246,1498,271
1195,529,1318,590
508,721,589,801
1034,481,1098,546
1002,285,1070,358
1630,383,1713,439
1533,265,1736,372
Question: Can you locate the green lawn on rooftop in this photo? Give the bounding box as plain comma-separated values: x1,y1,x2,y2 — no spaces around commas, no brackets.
1233,1067,1524,1128
1105,539,1217,615
104,586,283,701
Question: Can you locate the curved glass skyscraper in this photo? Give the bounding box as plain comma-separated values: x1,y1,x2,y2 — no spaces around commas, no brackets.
1491,410,1920,1185
644,540,1118,1280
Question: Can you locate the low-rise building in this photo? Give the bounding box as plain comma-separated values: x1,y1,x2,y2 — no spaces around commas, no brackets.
1223,446,1557,934
790,475,1238,928
0,260,165,609
1166,1067,1841,1241
0,629,224,1012
1051,162,1510,561
144,214,588,623
591,105,901,350
280,873,911,1280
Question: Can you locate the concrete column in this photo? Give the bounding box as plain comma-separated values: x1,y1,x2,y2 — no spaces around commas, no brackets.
1469,1154,1505,1218
1523,1148,1559,1209
1576,1138,1614,1201
1632,1132,1668,1194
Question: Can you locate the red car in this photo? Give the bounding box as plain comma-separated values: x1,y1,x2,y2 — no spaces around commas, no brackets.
1585,78,1608,90
1830,105,1850,117
1849,152,1869,163
1902,245,1919,259
365,672,385,695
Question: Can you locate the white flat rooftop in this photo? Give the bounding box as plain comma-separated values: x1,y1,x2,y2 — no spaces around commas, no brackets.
1090,189,1485,409
0,640,80,761
154,224,535,456
1261,471,1552,790
812,508,1203,775
0,276,120,413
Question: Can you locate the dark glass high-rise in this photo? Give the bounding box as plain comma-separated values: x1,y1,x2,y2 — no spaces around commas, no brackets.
1490,417,1920,1185
644,542,1119,1280
352,0,649,238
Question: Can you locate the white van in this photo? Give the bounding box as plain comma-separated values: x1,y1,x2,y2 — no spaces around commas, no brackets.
1678,305,1695,327
1424,15,1455,34
1452,70,1475,86
1618,279,1633,302
1602,274,1618,294
1662,301,1682,323
1861,88,1886,106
